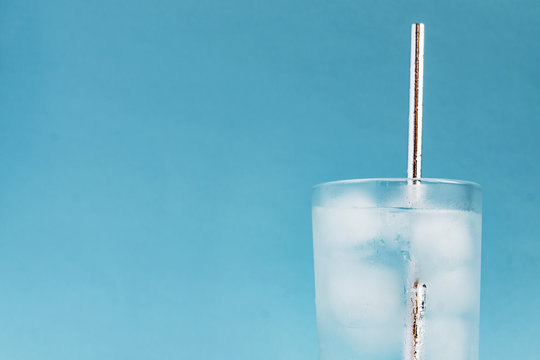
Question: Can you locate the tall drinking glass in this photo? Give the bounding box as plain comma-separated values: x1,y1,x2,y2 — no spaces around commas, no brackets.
312,179,482,360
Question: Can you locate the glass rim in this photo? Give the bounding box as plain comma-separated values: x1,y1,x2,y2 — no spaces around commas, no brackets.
313,178,482,190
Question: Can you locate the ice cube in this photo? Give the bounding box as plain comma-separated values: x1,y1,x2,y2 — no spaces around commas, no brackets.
342,322,403,355
410,210,475,271
327,263,402,326
380,210,409,248
313,207,382,247
426,267,480,315
424,317,469,360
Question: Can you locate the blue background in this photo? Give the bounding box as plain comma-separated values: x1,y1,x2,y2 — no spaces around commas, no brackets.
1,0,538,359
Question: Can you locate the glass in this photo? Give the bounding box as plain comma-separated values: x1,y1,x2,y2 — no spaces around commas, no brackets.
312,179,482,360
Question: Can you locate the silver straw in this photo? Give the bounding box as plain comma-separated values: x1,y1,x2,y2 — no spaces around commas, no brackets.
406,23,426,360
410,280,427,360
408,23,424,179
